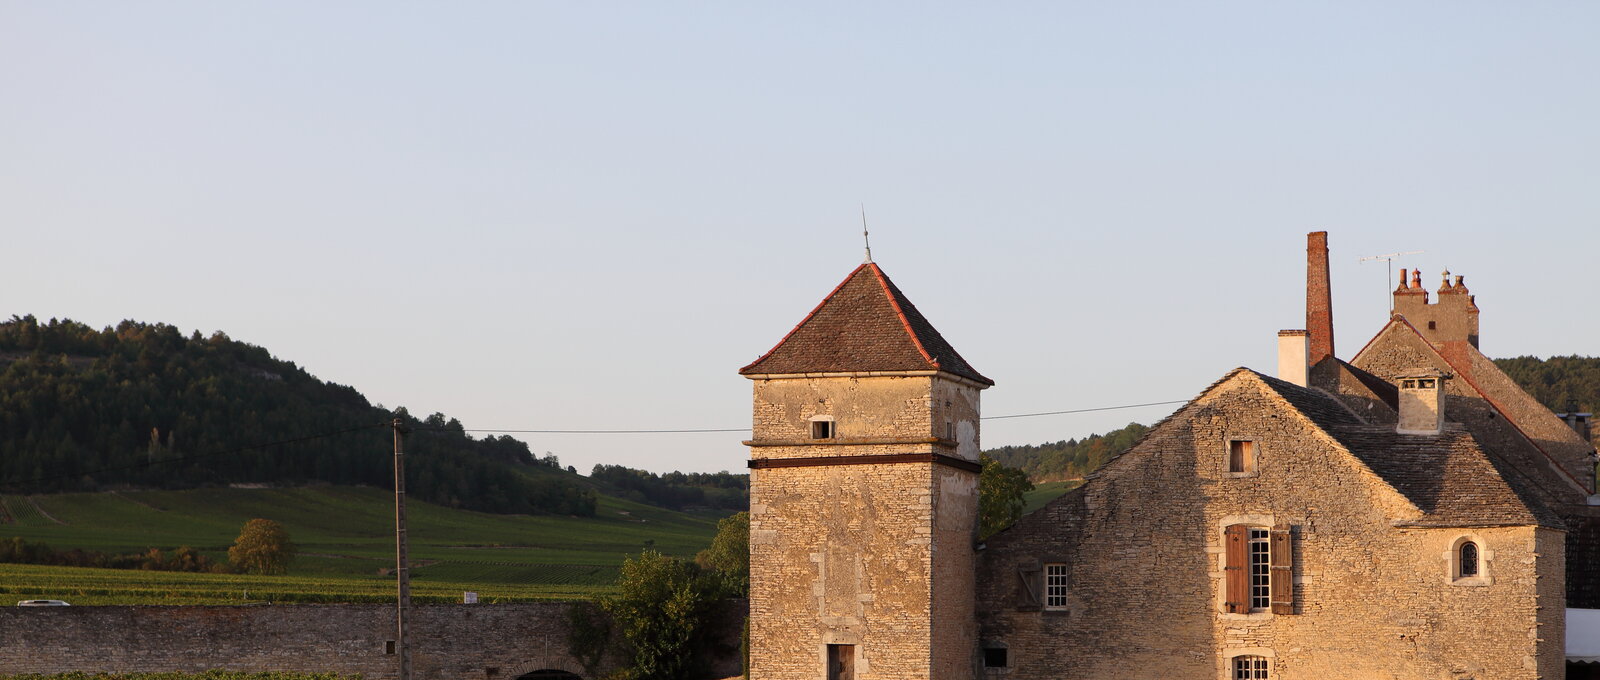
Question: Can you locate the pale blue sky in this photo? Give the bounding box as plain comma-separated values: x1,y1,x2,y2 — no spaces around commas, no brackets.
3,2,1597,474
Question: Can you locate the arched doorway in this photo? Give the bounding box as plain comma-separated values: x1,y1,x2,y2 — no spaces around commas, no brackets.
515,671,582,680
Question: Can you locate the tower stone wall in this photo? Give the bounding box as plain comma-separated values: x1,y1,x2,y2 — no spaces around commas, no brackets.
746,373,984,679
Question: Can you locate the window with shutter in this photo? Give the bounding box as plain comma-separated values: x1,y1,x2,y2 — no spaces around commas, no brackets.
1224,523,1295,615
1224,524,1249,614
1015,560,1042,611
1269,524,1294,614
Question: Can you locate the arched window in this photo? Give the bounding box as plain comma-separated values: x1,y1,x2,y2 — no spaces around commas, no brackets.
1232,654,1270,679
1459,541,1479,578
1447,535,1491,585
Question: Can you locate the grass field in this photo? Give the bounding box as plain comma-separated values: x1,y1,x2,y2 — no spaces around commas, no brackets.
0,485,725,605
1021,480,1081,515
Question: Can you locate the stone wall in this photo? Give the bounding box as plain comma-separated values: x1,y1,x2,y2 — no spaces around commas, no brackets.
976,373,1557,679
0,601,746,679
747,373,981,679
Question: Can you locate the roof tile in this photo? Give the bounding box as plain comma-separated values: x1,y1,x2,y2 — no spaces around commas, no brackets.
739,263,992,385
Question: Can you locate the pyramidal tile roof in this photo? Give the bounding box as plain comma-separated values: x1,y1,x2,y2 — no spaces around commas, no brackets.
739,263,992,385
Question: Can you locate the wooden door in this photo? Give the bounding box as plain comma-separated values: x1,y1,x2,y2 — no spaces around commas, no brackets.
827,644,854,680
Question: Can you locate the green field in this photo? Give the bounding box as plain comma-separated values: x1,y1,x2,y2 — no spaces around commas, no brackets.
0,485,724,605
1021,480,1081,515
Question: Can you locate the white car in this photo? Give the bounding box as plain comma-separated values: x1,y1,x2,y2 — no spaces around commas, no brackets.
16,600,70,606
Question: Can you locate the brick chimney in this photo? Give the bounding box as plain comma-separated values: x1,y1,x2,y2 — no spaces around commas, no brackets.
1396,369,1447,435
1277,330,1309,387
1392,269,1480,349
1307,231,1335,366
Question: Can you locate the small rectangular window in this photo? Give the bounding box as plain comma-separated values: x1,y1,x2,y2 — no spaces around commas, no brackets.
812,420,835,439
384,640,396,655
1228,440,1255,474
983,647,1008,667
1044,563,1069,609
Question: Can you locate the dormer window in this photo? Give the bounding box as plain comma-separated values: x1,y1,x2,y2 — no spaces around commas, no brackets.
810,417,835,439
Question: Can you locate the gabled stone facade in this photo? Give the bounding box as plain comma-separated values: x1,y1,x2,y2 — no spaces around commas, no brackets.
975,369,1565,679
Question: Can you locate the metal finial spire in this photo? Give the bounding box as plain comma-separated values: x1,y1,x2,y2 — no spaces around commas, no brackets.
861,204,873,263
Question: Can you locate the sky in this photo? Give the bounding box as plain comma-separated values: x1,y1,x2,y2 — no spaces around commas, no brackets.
2,3,1597,476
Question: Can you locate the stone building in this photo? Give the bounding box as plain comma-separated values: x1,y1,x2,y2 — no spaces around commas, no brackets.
740,260,991,679
744,233,1597,679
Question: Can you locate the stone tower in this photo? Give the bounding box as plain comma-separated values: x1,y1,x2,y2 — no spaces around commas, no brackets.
740,262,993,680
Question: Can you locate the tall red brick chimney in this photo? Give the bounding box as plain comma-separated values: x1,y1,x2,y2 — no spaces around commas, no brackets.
1306,231,1335,365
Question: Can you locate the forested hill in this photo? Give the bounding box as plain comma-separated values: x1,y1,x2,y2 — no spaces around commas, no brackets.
1494,355,1600,415
984,422,1151,482
0,315,595,516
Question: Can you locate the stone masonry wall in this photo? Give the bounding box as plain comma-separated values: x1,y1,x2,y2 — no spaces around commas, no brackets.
977,374,1553,679
0,601,746,679
748,374,980,679
0,603,599,679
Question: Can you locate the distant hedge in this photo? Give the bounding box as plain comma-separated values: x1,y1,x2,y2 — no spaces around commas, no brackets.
0,672,361,680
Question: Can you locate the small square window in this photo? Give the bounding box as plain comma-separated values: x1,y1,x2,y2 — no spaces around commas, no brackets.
983,647,1008,667
1228,440,1255,474
811,420,835,439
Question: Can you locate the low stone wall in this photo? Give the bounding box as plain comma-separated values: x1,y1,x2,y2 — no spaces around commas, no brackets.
0,601,743,679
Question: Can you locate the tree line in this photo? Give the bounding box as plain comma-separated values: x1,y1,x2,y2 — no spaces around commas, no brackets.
983,422,1151,482
0,315,594,516
588,464,748,511
1495,355,1600,416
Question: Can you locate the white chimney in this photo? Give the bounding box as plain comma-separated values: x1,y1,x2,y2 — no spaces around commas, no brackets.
1277,330,1309,387
1396,369,1447,435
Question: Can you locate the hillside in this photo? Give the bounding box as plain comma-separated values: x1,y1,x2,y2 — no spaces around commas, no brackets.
1494,355,1600,415
0,315,594,516
984,422,1151,482
0,484,721,604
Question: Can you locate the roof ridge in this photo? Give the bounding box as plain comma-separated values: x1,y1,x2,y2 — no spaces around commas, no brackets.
738,263,872,374
868,263,938,369
1354,317,1588,496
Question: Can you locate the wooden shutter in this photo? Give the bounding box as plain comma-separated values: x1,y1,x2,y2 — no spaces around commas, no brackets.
1224,524,1249,614
1016,559,1041,611
1270,524,1294,614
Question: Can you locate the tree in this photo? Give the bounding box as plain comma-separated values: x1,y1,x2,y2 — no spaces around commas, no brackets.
979,453,1033,539
228,518,294,575
602,550,716,680
696,511,749,597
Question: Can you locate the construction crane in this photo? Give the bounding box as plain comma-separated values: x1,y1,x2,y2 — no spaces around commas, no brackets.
1358,250,1424,311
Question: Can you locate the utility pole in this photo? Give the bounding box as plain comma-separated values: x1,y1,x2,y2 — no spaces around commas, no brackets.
392,418,412,680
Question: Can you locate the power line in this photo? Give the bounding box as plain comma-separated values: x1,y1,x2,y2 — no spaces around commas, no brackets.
982,400,1189,421
442,398,1190,435
2,399,1190,487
